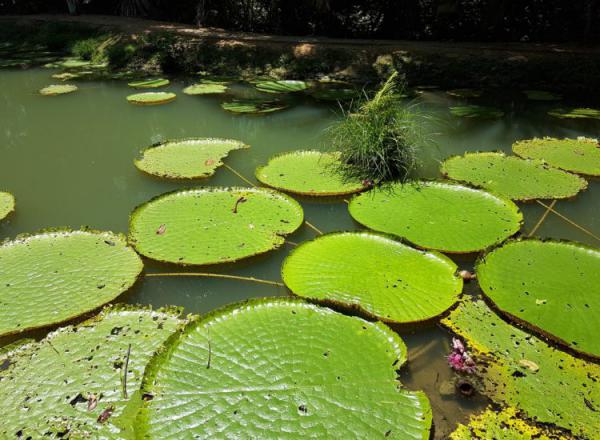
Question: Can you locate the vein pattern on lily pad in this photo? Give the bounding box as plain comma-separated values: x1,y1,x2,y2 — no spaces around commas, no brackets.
349,181,522,253
0,306,182,439
476,239,600,359
135,138,249,179
255,80,308,94
128,187,303,265
136,298,432,439
0,191,15,220
0,229,143,337
128,78,170,88
256,151,366,196
282,232,462,323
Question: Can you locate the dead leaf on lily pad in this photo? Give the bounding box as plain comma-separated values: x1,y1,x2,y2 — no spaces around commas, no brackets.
519,359,539,373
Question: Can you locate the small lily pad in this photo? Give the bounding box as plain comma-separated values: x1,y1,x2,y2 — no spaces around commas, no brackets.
127,92,176,105
256,150,365,196
0,191,15,220
442,299,600,439
0,306,183,439
183,82,228,95
548,107,600,120
523,90,562,101
137,298,432,439
476,239,600,359
450,105,504,119
446,89,482,99
512,137,600,176
221,99,287,114
39,84,78,96
441,152,588,200
282,232,462,323
128,187,303,265
0,229,143,337
349,181,522,253
128,78,170,88
255,79,308,94
135,138,249,179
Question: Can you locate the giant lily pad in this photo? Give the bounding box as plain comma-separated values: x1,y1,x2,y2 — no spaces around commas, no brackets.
282,232,462,323
127,92,176,106
39,84,78,96
183,82,228,95
450,105,504,119
0,306,182,439
128,187,303,265
136,297,432,439
440,152,587,201
0,191,15,220
0,229,143,337
255,80,308,94
548,107,600,120
349,182,522,253
256,151,365,196
512,137,600,177
450,407,573,440
221,99,287,114
135,138,248,179
128,78,170,89
476,239,600,359
442,299,600,439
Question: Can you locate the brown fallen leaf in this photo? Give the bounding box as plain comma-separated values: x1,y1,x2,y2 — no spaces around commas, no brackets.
519,359,539,373
156,224,166,235
97,405,114,424
232,196,247,214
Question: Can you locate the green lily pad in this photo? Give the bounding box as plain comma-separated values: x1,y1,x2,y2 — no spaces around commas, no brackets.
135,138,249,179
51,71,85,81
548,107,600,120
512,137,600,177
476,239,600,359
256,150,366,196
442,299,600,439
39,84,78,96
523,90,562,101
128,187,303,265
349,181,522,253
221,99,287,114
450,105,504,119
255,79,308,94
446,89,482,99
0,191,15,220
309,83,360,102
450,407,572,440
128,78,170,89
0,229,143,337
183,82,228,95
136,297,432,439
43,57,97,69
127,92,176,106
282,232,462,323
440,152,587,201
0,305,182,439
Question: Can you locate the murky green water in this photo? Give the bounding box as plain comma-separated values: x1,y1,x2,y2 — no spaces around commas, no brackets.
1,69,598,437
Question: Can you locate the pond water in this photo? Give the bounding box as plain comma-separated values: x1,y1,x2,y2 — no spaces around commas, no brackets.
1,68,599,437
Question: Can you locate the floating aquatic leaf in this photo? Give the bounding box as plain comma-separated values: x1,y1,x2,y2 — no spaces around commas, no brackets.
349,181,522,253
127,92,176,105
450,407,572,439
128,187,303,265
256,150,365,196
255,79,308,94
446,89,482,99
450,105,504,119
135,138,249,179
137,297,432,439
523,90,562,101
512,137,600,176
442,299,600,438
440,152,587,201
0,191,15,220
183,82,228,95
282,232,462,323
221,99,287,114
43,57,100,69
39,84,78,96
309,81,360,102
0,306,182,439
128,78,170,89
0,229,143,337
548,107,600,120
476,239,600,359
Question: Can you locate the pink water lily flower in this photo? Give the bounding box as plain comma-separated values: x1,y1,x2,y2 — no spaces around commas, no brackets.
448,337,476,373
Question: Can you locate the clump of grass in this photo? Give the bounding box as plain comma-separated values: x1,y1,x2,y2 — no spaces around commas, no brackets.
328,72,426,183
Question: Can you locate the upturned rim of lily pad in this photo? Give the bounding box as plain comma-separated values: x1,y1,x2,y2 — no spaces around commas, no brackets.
0,191,15,221
127,78,170,89
127,92,176,105
39,84,78,96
